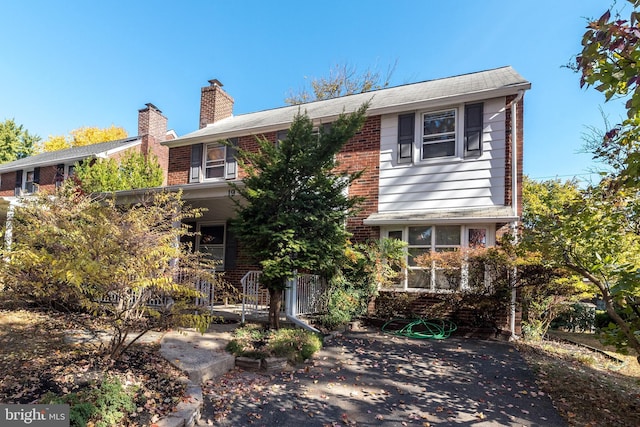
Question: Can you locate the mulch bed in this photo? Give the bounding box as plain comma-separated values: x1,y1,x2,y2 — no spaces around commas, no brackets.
0,309,187,426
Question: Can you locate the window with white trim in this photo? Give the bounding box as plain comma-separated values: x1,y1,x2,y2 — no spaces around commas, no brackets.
396,102,484,164
386,225,492,292
23,168,39,194
204,143,225,179
190,139,238,183
422,109,456,159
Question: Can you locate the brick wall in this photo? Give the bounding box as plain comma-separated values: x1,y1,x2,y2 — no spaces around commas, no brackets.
0,172,17,196
138,104,169,185
199,80,234,129
167,115,381,238
372,290,521,337
37,165,58,193
339,115,381,242
167,145,190,186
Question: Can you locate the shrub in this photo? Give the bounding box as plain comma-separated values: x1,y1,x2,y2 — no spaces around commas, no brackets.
226,324,322,364
551,302,595,332
317,288,360,329
595,309,613,329
41,376,135,427
267,328,322,363
317,238,407,329
371,291,418,320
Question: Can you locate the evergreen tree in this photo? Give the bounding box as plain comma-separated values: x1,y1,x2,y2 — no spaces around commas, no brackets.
230,104,368,328
0,119,40,163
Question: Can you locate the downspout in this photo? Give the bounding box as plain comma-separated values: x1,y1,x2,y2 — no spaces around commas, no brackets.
508,90,524,341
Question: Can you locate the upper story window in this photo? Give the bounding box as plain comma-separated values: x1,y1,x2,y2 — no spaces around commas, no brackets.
422,110,456,159
397,102,484,164
205,144,225,179
190,138,238,183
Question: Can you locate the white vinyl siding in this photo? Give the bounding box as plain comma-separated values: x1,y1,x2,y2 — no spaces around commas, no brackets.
378,97,506,212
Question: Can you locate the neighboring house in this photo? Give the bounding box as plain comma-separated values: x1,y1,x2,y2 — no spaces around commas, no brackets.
157,67,530,334
0,103,173,198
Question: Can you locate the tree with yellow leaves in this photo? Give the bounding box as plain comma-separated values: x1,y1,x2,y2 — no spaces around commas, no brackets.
41,125,127,152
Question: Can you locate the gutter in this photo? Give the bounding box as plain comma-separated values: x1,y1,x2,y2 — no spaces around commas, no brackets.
507,89,525,340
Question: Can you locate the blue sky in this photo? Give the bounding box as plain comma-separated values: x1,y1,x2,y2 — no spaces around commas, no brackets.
0,1,629,181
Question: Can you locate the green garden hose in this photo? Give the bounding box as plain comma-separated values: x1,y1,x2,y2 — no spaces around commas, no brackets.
381,318,457,339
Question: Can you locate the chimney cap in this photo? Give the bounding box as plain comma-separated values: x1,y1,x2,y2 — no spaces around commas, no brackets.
140,102,162,113
208,79,223,87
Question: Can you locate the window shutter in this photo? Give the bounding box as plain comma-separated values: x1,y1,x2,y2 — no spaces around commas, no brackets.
225,138,237,179
397,113,414,163
190,143,203,183
33,167,40,184
464,103,483,157
224,223,237,270
14,170,23,196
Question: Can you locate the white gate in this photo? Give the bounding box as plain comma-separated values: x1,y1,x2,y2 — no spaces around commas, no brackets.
240,271,329,323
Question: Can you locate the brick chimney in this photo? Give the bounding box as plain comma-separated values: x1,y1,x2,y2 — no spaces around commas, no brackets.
138,103,169,185
199,79,234,129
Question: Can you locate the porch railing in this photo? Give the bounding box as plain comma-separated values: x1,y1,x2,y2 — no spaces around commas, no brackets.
240,271,329,323
97,270,217,310
290,274,329,316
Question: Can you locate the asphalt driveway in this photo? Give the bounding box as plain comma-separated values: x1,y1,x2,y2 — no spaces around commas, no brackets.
199,328,566,426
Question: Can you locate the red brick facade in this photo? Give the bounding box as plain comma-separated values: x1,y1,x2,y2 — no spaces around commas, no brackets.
0,172,17,196
166,115,382,241
371,290,522,337
339,115,381,242
167,145,191,186
0,165,63,197
199,80,234,129
0,103,169,197
139,103,170,185
168,114,383,293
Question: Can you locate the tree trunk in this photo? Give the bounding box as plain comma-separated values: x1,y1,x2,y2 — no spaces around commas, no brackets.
268,288,282,329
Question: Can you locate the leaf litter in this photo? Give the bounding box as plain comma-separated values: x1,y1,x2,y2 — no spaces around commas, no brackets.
0,309,187,426
200,330,563,426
